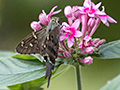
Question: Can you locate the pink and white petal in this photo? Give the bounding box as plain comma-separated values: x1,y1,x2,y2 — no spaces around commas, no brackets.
104,21,109,27
91,2,95,7
39,13,48,26
100,16,107,24
64,6,72,17
62,22,70,27
42,10,47,15
60,34,67,41
83,0,92,7
74,31,82,37
107,15,117,23
49,6,58,14
93,2,102,9
52,9,62,15
88,13,95,17
67,38,74,48
78,6,84,11
71,19,80,29
95,10,106,15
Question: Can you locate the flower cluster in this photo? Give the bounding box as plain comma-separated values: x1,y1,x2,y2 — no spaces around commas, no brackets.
58,0,117,65
30,0,117,65
30,6,61,31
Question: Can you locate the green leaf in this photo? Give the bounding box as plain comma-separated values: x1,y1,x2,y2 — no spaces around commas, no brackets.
100,74,120,90
0,86,10,90
0,51,66,89
13,54,44,62
0,51,15,57
98,40,120,59
8,65,71,90
0,57,46,86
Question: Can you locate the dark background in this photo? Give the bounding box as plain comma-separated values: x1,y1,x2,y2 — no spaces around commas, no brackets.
0,0,120,90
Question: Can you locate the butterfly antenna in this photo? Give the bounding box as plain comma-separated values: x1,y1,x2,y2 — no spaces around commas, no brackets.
59,9,80,19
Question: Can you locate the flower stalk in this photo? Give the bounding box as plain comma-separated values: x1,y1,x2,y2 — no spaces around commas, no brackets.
74,63,82,90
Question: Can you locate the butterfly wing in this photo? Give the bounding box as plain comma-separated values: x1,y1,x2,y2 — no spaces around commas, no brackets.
15,17,60,88
42,25,60,88
15,28,48,55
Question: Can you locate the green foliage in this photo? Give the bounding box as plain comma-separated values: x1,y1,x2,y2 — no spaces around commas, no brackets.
1,39,120,90
100,74,120,90
0,51,71,90
98,40,120,59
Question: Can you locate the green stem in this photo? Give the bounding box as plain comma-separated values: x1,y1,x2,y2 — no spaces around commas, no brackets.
74,63,82,90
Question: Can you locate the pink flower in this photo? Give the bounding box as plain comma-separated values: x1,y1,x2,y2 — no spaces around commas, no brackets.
69,48,74,53
79,0,103,17
96,39,106,47
63,51,72,59
87,18,95,35
85,46,94,54
72,6,81,20
79,56,93,65
97,14,117,27
93,38,100,43
64,6,72,18
78,0,104,38
60,19,82,48
64,6,73,25
39,6,61,26
78,35,96,50
30,21,42,31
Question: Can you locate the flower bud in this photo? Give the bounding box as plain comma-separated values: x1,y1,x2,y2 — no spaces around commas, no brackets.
30,21,42,31
39,13,49,26
69,48,74,53
58,48,64,53
78,56,93,65
64,6,72,18
93,38,100,43
96,39,106,47
85,47,94,54
63,51,72,59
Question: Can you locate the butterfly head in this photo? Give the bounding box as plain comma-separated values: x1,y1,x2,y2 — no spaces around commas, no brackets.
51,17,60,25
47,17,60,32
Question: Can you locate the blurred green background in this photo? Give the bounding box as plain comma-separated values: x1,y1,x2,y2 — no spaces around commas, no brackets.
0,0,120,90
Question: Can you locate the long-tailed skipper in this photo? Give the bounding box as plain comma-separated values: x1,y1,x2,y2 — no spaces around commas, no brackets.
15,17,60,88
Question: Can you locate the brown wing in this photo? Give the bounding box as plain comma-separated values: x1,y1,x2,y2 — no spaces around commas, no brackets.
15,28,48,54
43,25,60,64
42,25,60,88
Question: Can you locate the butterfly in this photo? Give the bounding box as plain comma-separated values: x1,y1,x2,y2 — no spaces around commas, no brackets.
15,17,60,88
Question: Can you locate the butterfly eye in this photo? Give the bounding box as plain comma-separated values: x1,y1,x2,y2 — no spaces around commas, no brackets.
58,20,60,24
52,19,56,22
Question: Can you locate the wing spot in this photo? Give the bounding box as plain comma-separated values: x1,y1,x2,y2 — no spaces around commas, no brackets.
29,43,33,47
32,32,37,39
21,41,24,47
47,36,49,40
24,46,28,48
44,45,46,48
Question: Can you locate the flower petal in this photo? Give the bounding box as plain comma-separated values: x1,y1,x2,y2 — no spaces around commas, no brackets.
67,37,74,48
64,6,72,17
39,13,49,26
49,6,58,14
99,16,107,24
30,21,42,31
60,34,67,41
83,0,92,8
107,15,117,23
93,2,102,9
74,31,82,37
62,22,70,27
71,19,80,30
52,9,62,15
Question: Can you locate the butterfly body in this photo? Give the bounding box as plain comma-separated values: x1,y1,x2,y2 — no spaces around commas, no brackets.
16,17,60,87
